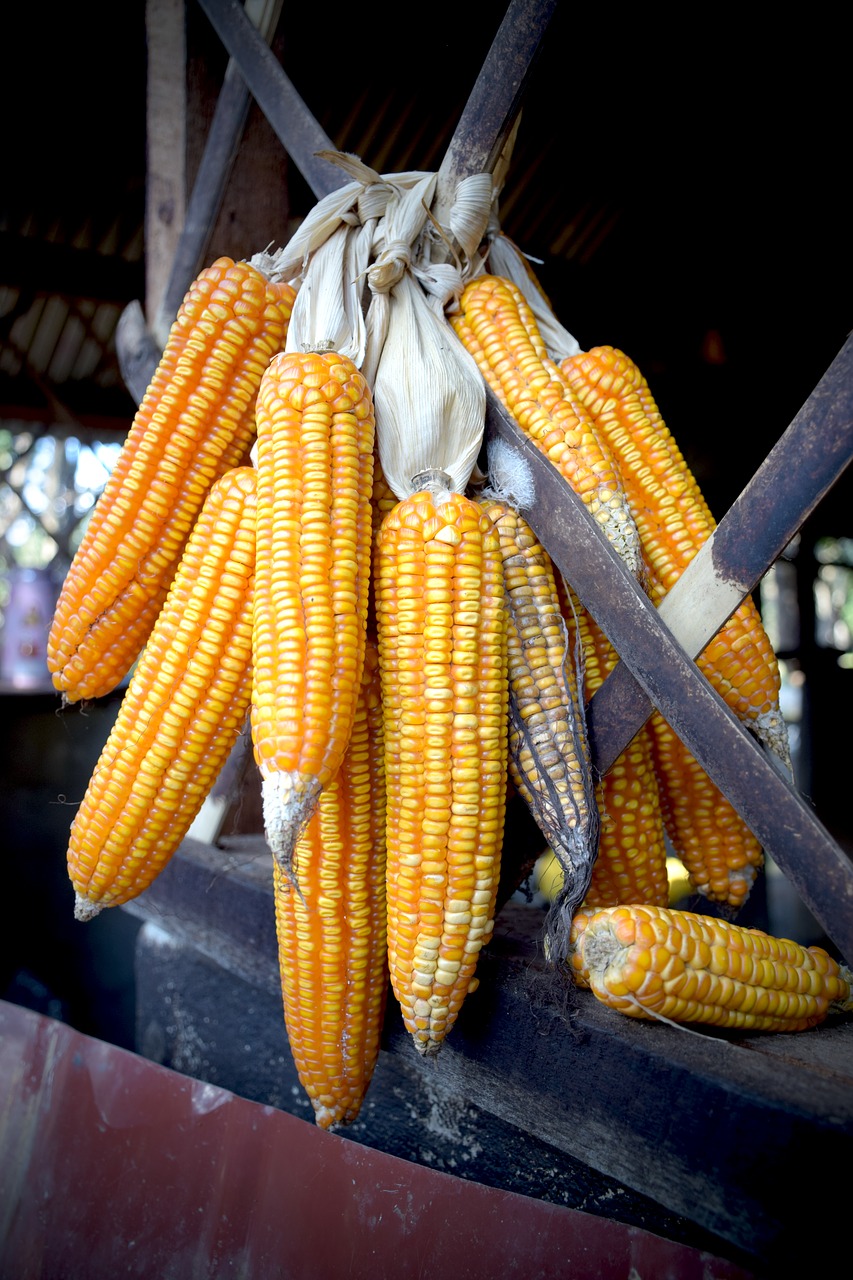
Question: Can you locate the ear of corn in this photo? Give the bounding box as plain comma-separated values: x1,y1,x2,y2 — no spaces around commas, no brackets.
557,345,780,908
273,639,388,1130
68,466,257,919
478,496,599,941
559,584,671,912
560,344,790,769
375,485,509,1055
251,348,375,878
450,275,643,577
648,710,765,908
569,904,853,1032
48,256,295,704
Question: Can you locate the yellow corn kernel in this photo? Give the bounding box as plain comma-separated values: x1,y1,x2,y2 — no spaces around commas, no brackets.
375,486,509,1055
48,257,295,703
68,466,257,918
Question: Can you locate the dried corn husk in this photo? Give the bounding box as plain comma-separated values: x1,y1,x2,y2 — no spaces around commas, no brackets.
366,174,489,498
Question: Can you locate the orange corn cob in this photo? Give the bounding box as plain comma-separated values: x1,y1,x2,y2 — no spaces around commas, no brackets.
68,466,257,919
569,905,853,1033
560,346,776,906
478,496,599,933
450,275,643,576
648,712,765,908
375,485,509,1055
273,639,388,1130
251,349,375,877
48,256,295,703
560,344,789,767
560,583,671,912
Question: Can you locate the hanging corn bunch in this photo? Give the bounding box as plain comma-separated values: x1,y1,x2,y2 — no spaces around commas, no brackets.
560,344,790,770
250,347,375,878
449,273,644,577
48,256,295,703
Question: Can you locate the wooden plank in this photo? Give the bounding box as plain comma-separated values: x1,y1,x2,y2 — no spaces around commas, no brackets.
145,0,188,330
122,834,853,1277
432,0,558,222
152,0,285,344
485,386,853,962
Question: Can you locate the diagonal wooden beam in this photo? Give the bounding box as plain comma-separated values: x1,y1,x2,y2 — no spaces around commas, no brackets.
194,0,341,199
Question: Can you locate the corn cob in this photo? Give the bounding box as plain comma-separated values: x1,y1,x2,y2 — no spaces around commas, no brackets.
375,484,509,1055
48,256,295,703
560,344,789,768
251,349,375,877
559,346,776,906
569,904,853,1033
450,275,643,576
273,639,388,1130
648,713,765,908
477,496,599,938
559,581,671,911
68,466,257,919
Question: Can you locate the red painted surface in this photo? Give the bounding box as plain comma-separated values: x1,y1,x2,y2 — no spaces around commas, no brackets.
0,1001,753,1279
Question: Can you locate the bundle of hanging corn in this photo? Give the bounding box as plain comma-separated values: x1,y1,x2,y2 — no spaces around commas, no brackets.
52,142,835,1132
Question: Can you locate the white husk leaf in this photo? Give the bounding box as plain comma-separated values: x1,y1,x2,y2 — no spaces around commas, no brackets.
487,232,582,362
284,224,366,364
361,172,437,386
373,270,485,499
447,172,494,261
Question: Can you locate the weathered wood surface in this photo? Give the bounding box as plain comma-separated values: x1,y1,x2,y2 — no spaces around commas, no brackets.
153,0,285,342
123,835,853,1278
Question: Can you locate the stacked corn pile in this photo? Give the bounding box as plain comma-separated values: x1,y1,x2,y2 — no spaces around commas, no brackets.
49,154,851,1129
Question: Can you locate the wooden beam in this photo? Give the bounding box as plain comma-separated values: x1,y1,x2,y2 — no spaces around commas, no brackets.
194,0,341,199
152,0,285,344
145,0,188,330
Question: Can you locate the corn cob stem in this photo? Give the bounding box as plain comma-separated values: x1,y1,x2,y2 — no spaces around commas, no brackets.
251,349,375,878
48,256,294,703
273,640,388,1130
375,482,509,1055
570,905,853,1033
67,466,257,918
